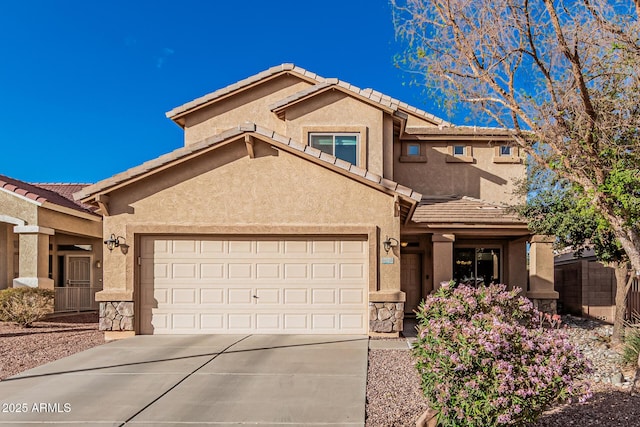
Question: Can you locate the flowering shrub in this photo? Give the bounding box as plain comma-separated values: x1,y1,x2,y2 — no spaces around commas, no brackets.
413,282,591,426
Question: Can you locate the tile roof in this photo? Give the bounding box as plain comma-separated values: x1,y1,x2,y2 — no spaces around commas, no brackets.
411,195,524,224
0,175,97,215
166,63,451,127
74,123,423,204
404,126,513,136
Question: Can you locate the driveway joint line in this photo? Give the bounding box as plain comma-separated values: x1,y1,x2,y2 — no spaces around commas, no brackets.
119,334,252,427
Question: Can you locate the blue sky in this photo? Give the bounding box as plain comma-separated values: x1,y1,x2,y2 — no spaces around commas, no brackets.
0,0,459,183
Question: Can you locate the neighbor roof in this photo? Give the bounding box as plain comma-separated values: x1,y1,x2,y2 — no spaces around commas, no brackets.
74,123,422,218
0,175,97,215
165,63,452,127
411,195,524,225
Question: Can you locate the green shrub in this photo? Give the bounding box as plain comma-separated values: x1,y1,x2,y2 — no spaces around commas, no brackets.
0,287,54,327
413,282,591,427
623,326,640,366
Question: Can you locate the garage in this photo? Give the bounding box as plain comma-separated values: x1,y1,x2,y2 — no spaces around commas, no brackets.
139,235,369,334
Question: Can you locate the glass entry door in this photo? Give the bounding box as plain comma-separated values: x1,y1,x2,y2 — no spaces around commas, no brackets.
453,248,501,286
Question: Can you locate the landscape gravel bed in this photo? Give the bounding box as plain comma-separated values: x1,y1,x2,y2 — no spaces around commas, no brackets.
366,316,640,426
0,312,104,380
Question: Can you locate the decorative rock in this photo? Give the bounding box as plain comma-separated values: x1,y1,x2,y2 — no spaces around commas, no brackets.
612,372,623,385
378,308,393,321
369,302,404,334
99,301,134,331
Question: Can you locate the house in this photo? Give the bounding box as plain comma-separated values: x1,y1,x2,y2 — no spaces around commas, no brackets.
74,64,557,339
0,175,103,312
555,249,640,323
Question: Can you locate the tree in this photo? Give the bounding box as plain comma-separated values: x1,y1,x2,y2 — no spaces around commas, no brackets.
518,164,635,341
392,0,640,329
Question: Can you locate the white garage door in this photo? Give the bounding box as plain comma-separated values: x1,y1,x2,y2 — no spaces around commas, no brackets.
139,236,368,334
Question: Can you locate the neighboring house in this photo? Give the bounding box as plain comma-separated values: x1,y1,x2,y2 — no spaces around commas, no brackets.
555,249,640,323
0,175,103,312
74,64,557,339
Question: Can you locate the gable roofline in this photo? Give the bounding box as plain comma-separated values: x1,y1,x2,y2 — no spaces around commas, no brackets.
0,175,100,220
165,63,451,127
74,123,422,213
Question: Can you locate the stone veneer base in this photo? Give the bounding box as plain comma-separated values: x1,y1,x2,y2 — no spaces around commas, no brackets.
99,301,134,331
531,298,557,315
369,302,404,333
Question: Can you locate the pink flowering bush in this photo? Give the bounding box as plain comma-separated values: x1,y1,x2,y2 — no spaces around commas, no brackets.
413,282,591,426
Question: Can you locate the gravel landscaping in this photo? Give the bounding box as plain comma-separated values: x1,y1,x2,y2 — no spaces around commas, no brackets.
366,316,640,426
0,312,104,380
3,312,640,426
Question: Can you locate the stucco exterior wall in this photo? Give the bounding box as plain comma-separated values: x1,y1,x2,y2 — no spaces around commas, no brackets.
0,191,38,225
394,141,524,204
283,92,386,176
99,139,402,301
39,209,102,238
183,75,312,145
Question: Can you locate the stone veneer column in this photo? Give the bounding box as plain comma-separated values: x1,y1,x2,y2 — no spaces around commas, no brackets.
12,225,54,289
527,235,559,313
432,233,455,290
99,302,134,332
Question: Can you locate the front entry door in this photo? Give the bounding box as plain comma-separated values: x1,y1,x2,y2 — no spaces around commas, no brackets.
66,256,91,287
401,253,422,315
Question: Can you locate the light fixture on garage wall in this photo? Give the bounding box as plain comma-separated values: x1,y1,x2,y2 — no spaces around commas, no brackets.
382,236,399,254
104,234,128,254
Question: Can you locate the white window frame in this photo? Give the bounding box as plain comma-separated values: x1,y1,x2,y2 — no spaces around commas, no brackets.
308,132,360,165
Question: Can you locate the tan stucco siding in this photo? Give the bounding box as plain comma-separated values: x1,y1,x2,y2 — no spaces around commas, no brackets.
100,140,401,300
405,114,439,128
183,76,312,145
284,92,386,176
0,191,38,225
38,209,102,238
394,142,524,204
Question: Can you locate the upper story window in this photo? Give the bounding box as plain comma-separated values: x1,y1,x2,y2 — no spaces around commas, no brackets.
407,144,420,156
399,141,427,163
493,144,521,163
446,144,473,163
309,133,359,165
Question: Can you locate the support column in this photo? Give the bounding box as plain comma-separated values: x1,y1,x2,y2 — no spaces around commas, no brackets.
527,235,559,313
432,233,455,290
12,225,54,289
507,237,528,292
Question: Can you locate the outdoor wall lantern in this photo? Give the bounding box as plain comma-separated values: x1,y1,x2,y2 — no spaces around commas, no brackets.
382,236,399,254
104,234,128,254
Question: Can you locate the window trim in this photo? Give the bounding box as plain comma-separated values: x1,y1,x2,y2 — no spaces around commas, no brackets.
399,141,427,163
492,144,521,163
446,144,473,163
303,126,367,168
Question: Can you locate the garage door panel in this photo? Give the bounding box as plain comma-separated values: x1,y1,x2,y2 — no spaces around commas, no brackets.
140,236,367,334
340,289,365,304
256,240,280,253
200,263,224,279
312,289,336,304
312,264,336,279
228,288,252,304
200,288,224,304
228,314,252,329
283,289,308,304
255,288,280,304
256,263,280,279
172,288,197,304
172,263,198,279
228,263,252,279
284,264,308,279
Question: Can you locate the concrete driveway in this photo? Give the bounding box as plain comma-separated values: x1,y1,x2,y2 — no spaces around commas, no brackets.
0,334,368,426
